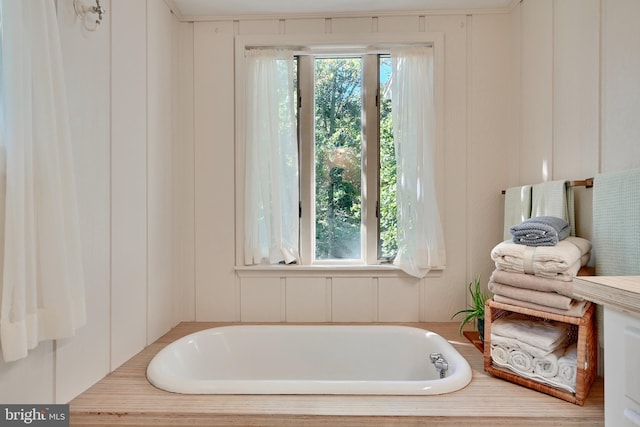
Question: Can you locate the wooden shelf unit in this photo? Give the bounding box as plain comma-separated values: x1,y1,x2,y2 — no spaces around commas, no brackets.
484,299,597,406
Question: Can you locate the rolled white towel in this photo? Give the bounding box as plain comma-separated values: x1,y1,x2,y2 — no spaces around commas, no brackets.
489,342,577,394
491,344,509,365
532,347,565,378
557,344,578,388
508,348,534,373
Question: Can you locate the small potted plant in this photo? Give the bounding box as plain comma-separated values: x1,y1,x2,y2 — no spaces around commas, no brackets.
451,274,491,341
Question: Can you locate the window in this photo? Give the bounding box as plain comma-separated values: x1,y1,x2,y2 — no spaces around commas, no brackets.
298,53,395,264
240,36,446,277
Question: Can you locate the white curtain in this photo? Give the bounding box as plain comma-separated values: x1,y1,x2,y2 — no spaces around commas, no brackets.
0,0,86,362
391,46,446,278
244,49,299,265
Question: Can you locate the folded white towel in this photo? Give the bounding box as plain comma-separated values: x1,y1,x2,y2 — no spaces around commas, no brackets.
557,344,578,388
491,236,591,281
488,281,575,310
532,347,565,378
490,344,509,365
491,314,571,352
490,269,578,298
493,294,589,318
490,333,560,358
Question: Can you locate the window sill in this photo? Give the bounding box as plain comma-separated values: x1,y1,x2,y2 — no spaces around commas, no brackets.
235,264,444,278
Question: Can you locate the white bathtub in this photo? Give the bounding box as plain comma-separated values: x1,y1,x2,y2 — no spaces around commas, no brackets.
146,325,472,395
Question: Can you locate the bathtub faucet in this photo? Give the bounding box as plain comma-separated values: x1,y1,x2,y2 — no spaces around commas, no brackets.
429,353,449,378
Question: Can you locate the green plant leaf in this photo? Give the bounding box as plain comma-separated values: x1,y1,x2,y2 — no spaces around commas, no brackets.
451,273,492,335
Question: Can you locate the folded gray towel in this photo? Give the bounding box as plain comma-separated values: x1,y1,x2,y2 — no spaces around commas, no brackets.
510,216,570,246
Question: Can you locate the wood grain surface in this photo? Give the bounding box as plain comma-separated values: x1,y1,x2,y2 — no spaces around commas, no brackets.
70,321,604,426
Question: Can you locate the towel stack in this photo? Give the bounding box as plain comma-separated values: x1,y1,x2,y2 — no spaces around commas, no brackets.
489,216,591,318
490,313,579,393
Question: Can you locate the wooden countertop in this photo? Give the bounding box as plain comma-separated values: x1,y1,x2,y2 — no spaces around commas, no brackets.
69,321,604,427
573,276,640,316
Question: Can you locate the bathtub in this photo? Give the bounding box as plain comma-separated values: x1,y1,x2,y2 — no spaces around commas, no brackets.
146,324,472,395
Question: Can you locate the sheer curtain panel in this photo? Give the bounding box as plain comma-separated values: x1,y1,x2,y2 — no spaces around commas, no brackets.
0,0,86,362
391,47,446,278
244,49,299,265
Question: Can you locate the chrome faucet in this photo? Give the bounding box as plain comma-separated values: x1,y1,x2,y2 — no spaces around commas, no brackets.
429,352,449,378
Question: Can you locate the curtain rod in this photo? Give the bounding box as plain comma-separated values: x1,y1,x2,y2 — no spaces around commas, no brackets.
245,43,433,57
292,49,391,56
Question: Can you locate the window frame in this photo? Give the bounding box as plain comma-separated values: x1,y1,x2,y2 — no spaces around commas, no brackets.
298,53,380,266
235,33,445,273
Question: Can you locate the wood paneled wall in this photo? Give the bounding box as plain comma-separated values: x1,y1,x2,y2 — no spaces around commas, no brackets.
0,0,181,404
176,12,511,324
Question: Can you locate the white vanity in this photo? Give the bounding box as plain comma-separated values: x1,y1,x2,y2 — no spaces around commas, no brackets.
574,276,640,427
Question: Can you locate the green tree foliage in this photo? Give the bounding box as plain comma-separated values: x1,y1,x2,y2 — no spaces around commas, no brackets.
379,88,398,258
313,56,397,260
314,58,362,259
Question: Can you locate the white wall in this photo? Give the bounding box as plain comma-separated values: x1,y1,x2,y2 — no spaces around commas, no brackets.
54,0,112,403
0,0,180,404
601,0,640,172
467,13,511,281
147,0,181,346
175,11,512,323
510,0,640,236
111,0,148,372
